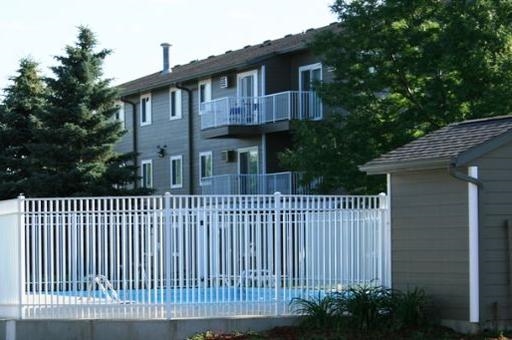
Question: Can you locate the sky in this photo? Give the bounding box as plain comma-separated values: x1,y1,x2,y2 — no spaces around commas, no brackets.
0,0,336,91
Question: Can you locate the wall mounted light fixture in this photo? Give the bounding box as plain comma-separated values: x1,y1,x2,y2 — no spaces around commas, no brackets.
157,145,167,158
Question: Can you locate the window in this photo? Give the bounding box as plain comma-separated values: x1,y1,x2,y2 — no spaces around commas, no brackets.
170,88,182,120
115,101,125,128
299,63,322,91
199,151,212,184
198,79,211,113
299,63,323,120
170,155,183,188
237,70,258,98
141,159,153,188
140,93,152,126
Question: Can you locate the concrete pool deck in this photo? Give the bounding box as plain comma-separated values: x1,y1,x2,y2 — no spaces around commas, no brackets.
0,315,299,340
21,301,293,319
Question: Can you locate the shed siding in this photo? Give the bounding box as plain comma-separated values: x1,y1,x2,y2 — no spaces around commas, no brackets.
391,169,469,321
473,142,512,324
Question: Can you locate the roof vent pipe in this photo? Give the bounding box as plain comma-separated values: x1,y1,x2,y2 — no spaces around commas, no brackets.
160,43,172,73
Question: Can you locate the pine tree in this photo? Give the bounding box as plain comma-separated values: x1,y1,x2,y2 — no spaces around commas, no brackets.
29,26,147,197
0,58,46,199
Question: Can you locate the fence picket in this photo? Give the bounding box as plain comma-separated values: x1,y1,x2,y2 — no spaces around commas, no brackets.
3,193,389,319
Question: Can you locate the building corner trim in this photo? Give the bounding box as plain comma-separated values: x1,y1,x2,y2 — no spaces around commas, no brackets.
468,166,479,323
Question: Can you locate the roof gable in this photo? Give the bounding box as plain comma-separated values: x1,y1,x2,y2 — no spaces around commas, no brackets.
360,115,512,174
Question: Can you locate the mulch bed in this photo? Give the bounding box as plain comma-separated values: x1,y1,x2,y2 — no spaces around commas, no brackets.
193,325,511,340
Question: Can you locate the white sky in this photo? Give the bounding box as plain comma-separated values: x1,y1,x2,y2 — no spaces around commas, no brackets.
0,0,336,91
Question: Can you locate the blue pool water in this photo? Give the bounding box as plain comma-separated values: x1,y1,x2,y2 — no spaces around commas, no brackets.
44,287,317,304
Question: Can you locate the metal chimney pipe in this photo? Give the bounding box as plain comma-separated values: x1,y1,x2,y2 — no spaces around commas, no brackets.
160,43,172,73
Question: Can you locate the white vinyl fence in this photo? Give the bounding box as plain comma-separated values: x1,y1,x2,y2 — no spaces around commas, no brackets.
0,193,390,319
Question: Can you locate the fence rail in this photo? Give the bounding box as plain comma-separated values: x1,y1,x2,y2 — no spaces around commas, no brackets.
0,193,390,319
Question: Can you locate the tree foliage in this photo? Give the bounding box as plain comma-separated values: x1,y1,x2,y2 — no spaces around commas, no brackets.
0,27,148,198
0,59,46,198
281,0,512,194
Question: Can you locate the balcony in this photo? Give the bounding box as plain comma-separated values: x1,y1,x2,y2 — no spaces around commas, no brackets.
200,172,314,195
200,91,322,137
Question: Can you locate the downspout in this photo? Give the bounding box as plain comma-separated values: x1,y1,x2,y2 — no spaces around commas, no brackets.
449,161,481,324
175,84,194,194
121,98,139,189
448,161,483,188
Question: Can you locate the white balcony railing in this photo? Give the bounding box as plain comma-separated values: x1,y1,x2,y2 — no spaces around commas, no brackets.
200,91,322,130
200,171,314,195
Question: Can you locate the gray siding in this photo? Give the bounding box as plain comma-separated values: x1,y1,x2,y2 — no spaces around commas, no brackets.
114,87,190,195
189,78,262,194
264,56,292,94
473,142,512,325
115,50,325,194
391,169,469,321
266,132,292,173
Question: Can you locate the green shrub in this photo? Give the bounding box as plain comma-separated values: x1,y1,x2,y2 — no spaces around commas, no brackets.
392,288,429,329
336,285,394,331
291,285,431,335
290,294,340,330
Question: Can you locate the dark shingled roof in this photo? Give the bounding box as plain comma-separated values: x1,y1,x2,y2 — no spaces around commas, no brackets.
360,115,512,174
117,24,337,97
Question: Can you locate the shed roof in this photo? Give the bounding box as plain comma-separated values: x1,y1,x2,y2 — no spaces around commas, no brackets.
360,115,512,174
117,24,336,97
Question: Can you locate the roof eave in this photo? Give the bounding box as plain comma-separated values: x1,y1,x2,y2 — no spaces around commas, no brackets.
359,157,450,175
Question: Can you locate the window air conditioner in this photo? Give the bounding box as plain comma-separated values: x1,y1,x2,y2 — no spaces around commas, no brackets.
219,76,229,88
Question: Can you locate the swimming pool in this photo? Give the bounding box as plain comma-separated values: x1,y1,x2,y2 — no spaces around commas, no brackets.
36,286,318,305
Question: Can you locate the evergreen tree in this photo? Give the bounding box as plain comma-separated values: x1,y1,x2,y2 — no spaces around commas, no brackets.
29,26,147,197
281,0,512,194
0,58,46,199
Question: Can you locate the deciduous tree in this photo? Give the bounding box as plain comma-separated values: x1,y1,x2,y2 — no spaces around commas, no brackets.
281,0,512,193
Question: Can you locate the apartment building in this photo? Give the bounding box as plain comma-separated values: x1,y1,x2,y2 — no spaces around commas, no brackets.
116,24,334,195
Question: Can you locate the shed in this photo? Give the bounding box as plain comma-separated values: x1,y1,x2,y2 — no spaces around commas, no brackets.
360,116,512,332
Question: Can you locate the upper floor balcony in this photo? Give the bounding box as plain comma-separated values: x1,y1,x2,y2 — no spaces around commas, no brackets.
200,171,315,195
199,91,322,138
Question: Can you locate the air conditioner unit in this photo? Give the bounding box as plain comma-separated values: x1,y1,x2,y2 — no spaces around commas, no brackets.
221,150,235,162
219,76,229,88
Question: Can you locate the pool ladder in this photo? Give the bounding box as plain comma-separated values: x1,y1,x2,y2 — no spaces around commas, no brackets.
86,275,121,303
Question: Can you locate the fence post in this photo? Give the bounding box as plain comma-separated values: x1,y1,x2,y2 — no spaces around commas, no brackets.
0,196,24,319
164,192,172,319
274,192,282,303
379,193,391,288
17,195,25,319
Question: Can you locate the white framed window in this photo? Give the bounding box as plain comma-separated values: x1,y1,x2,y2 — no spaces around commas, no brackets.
141,159,153,188
140,93,152,126
237,70,258,98
199,151,213,185
198,79,211,113
299,63,323,120
170,155,183,189
115,101,125,128
299,63,323,91
170,88,182,120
